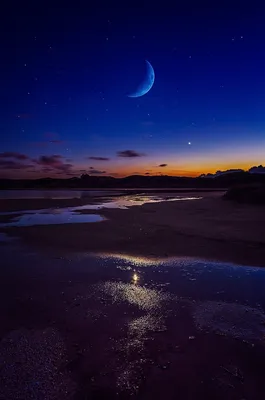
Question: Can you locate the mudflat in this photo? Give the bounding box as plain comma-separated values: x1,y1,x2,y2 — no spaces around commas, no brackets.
1,192,265,267
1,191,265,399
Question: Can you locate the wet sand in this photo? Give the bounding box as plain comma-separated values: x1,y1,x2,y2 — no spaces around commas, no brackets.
1,192,265,267
1,192,265,398
0,244,265,399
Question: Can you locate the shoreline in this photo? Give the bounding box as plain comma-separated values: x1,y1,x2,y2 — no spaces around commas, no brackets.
0,189,223,211
1,192,265,267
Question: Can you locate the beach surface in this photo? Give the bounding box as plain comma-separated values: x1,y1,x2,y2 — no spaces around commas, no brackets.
1,190,265,399
1,191,265,267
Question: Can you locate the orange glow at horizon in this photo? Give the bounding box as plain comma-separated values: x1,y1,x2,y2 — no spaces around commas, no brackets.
1,159,263,179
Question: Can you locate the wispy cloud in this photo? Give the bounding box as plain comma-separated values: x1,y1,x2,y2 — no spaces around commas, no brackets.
88,156,110,161
0,152,29,160
0,160,32,170
34,155,73,173
158,163,167,167
117,150,146,158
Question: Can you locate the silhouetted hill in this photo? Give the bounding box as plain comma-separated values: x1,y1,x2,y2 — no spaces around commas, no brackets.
1,171,265,189
224,183,265,204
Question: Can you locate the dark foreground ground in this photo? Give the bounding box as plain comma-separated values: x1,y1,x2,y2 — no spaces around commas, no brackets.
1,192,265,399
1,238,265,399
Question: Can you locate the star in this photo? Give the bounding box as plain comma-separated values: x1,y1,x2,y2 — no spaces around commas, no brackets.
188,142,191,145
44,102,47,105
106,37,109,41
189,55,192,59
27,92,30,95
240,35,244,39
24,63,27,67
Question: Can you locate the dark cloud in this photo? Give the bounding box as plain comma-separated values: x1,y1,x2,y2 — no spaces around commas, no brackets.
88,156,110,161
158,164,167,167
0,160,32,170
0,152,29,160
249,165,265,174
200,169,244,178
35,155,61,165
117,150,145,158
0,152,32,171
34,155,72,173
145,172,150,175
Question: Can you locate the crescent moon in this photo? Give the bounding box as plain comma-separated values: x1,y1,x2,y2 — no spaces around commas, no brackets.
128,60,155,98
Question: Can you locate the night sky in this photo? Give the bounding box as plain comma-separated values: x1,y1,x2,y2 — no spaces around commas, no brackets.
1,1,264,179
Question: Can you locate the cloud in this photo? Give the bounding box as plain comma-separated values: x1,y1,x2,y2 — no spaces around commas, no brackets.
88,156,110,161
0,160,32,170
145,172,150,175
249,165,265,174
34,155,73,173
158,164,167,167
199,169,244,178
0,152,29,160
117,150,146,158
0,152,32,171
89,167,106,175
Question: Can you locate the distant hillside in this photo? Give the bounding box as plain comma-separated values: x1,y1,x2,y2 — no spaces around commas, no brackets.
224,183,265,204
1,171,265,189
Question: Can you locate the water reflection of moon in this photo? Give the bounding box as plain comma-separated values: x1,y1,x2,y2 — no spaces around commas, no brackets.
128,60,155,98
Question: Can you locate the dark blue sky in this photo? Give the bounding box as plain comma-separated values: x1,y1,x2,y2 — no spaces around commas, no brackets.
1,1,264,178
